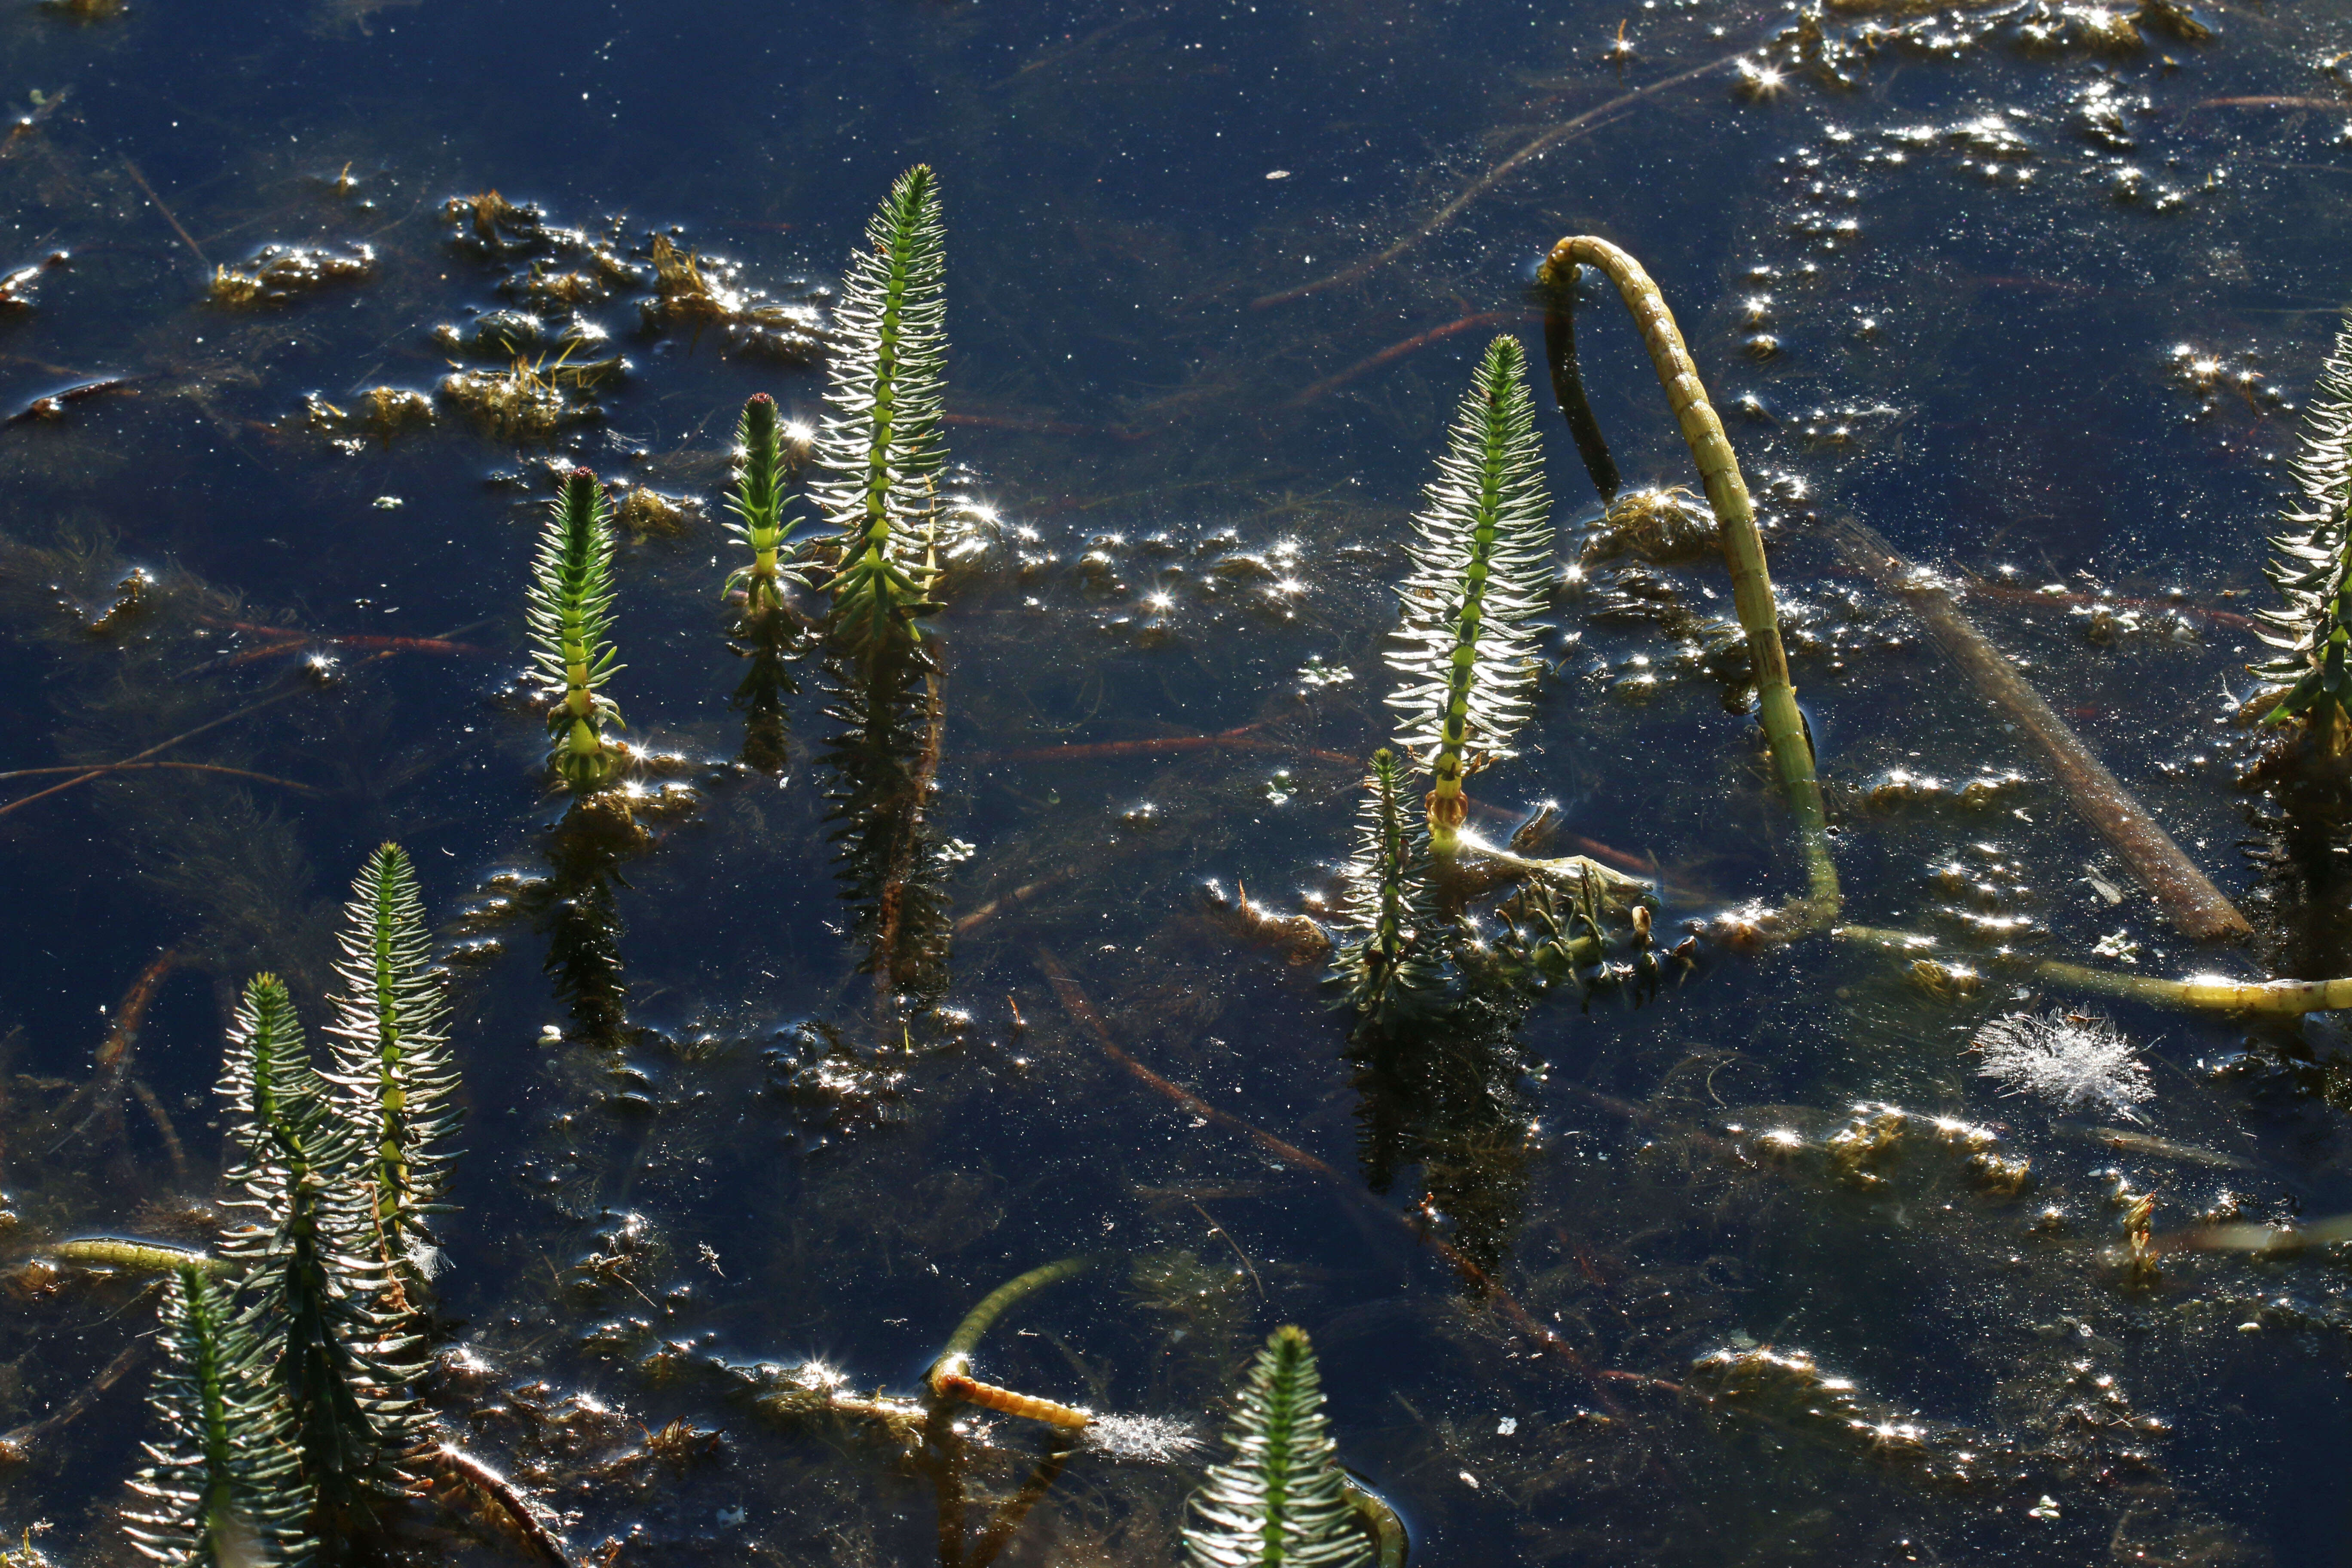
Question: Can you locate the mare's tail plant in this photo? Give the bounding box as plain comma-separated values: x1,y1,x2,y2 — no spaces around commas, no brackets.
2255,313,2352,752
325,843,460,1298
1536,236,1836,928
217,974,426,1518
123,1263,315,1568
527,467,624,791
1385,335,1553,859
725,392,802,619
811,164,947,652
1184,1325,1370,1568
1330,748,1446,1025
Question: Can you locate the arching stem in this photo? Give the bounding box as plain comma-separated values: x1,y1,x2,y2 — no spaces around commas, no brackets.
1536,235,1838,931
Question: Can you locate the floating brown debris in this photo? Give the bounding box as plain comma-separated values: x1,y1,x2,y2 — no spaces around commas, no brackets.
207,242,376,306
303,386,437,451
640,233,824,358
445,189,551,256
435,309,608,359
1580,484,1718,567
610,485,701,539
439,351,616,443
0,252,65,309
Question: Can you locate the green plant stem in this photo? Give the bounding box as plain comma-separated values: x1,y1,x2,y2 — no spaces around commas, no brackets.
929,1256,1098,1390
1826,515,2250,942
1835,924,2352,1014
53,1237,229,1275
1537,235,1837,931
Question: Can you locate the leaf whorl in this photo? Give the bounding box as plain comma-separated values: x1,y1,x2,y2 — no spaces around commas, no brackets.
1383,335,1554,779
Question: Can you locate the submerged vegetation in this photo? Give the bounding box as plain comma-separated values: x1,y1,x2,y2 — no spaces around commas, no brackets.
11,10,2352,1557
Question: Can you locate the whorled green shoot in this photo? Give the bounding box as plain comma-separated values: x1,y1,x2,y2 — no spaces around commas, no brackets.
811,164,948,652
216,975,426,1516
1184,1325,1370,1568
527,467,625,790
725,392,802,618
1329,749,1446,1026
1384,336,1553,858
325,842,460,1297
124,1264,315,1568
2255,315,2352,747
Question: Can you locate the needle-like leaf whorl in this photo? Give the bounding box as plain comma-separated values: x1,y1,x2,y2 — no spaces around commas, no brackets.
811,165,948,651
325,842,460,1293
216,975,427,1516
1184,1325,1369,1568
526,467,625,789
2256,316,2352,735
726,392,800,613
124,1264,315,1568
1330,749,1446,1025
1384,336,1553,847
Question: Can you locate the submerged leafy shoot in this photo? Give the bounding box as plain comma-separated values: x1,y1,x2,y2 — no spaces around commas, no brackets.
217,975,427,1516
325,843,460,1296
1971,1008,2152,1121
1330,748,1446,1024
2255,315,2352,745
1384,336,1553,854
811,165,948,652
527,467,625,790
1185,1325,1370,1568
124,1264,314,1568
725,392,802,616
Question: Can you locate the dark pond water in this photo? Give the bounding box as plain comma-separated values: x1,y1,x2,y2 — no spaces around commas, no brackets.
4,0,2352,1562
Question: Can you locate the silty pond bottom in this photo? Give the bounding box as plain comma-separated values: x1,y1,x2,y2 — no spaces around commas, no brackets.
2,0,2352,1562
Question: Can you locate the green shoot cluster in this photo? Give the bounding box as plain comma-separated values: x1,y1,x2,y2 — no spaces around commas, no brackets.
124,1265,314,1568
526,467,625,790
811,164,948,652
216,974,426,1517
325,842,459,1296
1184,1325,1369,1568
2257,315,2352,743
1329,748,1445,1026
726,392,800,617
1384,336,1553,855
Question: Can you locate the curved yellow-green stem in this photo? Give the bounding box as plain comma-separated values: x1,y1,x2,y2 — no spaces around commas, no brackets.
1836,925,2352,1015
928,1255,1097,1393
1537,236,1838,929
54,1237,231,1275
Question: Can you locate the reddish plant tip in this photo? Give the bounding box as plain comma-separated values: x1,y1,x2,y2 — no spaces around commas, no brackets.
747,392,774,407
568,466,597,483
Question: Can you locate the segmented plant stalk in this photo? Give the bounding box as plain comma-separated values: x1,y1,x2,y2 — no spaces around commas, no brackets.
526,467,624,790
1537,235,1838,926
124,1263,315,1568
1183,1325,1370,1568
1385,336,1553,857
1836,923,2352,1016
812,164,948,652
1331,749,1444,1024
326,842,460,1295
217,974,425,1516
929,1256,1097,1390
725,392,798,616
2255,315,2352,749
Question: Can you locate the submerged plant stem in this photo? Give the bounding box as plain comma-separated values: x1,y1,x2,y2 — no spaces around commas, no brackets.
1252,52,1744,309
1828,516,2251,942
1836,925,2352,1014
1537,234,1837,930
930,1256,1098,1389
1036,948,1617,1406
